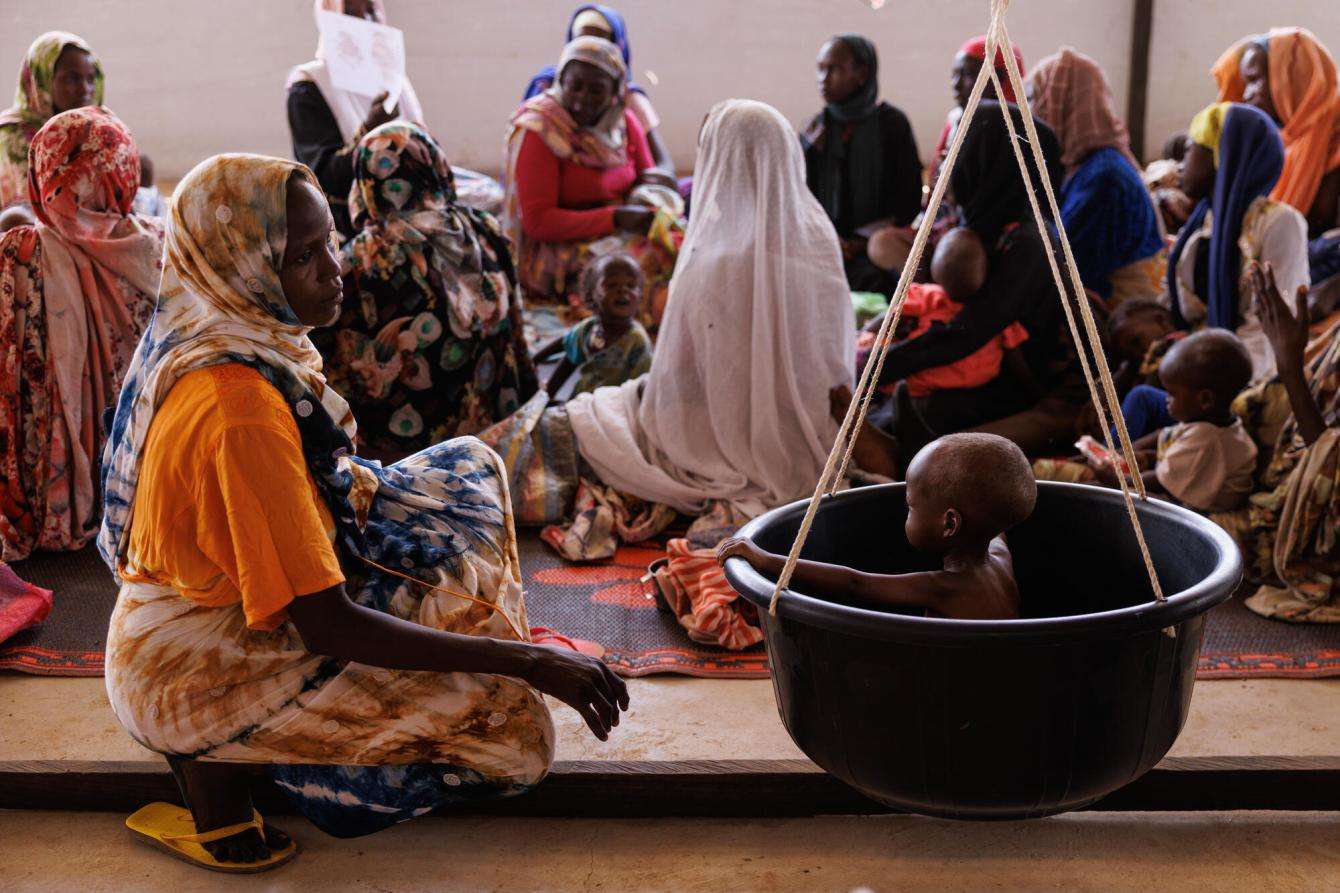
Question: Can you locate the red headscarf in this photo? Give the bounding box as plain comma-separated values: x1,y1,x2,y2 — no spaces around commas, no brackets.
959,35,1027,103
935,36,1028,161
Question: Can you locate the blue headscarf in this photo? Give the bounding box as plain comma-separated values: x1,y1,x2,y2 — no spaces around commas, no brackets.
522,4,646,100
1167,103,1284,331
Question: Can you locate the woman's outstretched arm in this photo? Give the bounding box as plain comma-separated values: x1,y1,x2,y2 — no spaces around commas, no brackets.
1253,262,1328,446
287,584,628,740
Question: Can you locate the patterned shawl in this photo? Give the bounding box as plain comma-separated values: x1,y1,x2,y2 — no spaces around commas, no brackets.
502,36,629,248
98,154,358,569
0,107,161,558
1214,28,1340,215
346,122,510,338
0,32,104,208
1028,46,1139,177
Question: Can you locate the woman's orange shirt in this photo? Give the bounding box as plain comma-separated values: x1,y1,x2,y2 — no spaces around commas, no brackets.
123,363,345,631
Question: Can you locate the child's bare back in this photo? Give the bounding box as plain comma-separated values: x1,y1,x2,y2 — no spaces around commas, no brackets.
718,433,1036,620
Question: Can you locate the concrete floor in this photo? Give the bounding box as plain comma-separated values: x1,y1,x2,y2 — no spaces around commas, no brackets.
4,809,1339,891
2,674,1339,762
3,673,1338,890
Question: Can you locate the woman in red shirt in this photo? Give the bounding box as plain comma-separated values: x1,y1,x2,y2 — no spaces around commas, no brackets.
503,36,680,326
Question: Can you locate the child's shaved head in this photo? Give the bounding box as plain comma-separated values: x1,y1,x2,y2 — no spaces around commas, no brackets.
906,433,1037,541
930,227,988,302
1160,328,1253,406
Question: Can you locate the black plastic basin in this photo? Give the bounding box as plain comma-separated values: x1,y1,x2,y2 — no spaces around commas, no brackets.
722,481,1241,819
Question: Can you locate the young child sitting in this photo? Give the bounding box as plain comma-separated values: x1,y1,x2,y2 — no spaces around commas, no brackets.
534,252,653,401
716,433,1037,620
859,227,1028,398
131,152,168,218
1058,329,1258,513
1108,298,1182,394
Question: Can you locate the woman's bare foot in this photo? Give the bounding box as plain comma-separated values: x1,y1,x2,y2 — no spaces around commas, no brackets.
829,385,901,479
166,757,291,864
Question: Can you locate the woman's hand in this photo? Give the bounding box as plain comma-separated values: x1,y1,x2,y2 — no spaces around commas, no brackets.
522,644,629,741
1251,261,1309,377
1251,262,1329,446
613,205,655,235
362,91,399,134
635,169,678,190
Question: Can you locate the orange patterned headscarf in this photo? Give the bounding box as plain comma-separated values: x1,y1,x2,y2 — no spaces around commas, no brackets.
1213,27,1340,214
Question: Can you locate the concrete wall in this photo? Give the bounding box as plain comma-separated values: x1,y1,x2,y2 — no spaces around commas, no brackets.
0,1,1333,181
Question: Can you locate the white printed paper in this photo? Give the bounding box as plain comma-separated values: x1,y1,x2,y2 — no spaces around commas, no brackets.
316,10,405,109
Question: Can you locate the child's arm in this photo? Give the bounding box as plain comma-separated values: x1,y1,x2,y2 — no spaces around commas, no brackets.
532,336,566,362
716,537,947,612
545,357,577,399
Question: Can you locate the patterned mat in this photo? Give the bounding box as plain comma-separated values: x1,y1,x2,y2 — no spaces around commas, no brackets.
1,538,1334,680
519,534,767,677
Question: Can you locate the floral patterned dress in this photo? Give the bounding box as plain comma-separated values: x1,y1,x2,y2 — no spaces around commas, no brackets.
313,123,536,464
0,107,160,560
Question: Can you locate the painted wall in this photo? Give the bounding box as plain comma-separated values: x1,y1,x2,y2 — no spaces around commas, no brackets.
0,1,1333,181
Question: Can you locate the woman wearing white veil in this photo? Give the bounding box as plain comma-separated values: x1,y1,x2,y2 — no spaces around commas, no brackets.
483,100,854,628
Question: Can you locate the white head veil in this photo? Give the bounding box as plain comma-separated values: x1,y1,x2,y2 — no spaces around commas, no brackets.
565,99,855,516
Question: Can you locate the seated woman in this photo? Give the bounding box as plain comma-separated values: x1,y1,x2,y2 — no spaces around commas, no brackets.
286,0,503,238
0,31,103,217
1027,47,1164,305
483,101,853,645
930,36,1026,193
0,107,162,561
802,34,922,295
1168,102,1309,381
99,154,625,870
1214,29,1340,241
503,36,679,326
522,4,675,178
313,122,536,463
1220,262,1340,623
855,102,1067,466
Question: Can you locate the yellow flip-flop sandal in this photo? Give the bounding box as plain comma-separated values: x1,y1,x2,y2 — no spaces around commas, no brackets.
125,801,299,873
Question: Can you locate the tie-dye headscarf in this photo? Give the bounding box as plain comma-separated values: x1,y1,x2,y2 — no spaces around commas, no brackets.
347,122,511,338
1213,27,1340,215
0,32,104,208
99,154,358,569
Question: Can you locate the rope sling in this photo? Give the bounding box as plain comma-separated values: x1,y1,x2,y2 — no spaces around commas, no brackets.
769,0,1167,618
